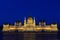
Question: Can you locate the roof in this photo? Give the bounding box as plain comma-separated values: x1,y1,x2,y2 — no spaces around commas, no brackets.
15,20,22,23
3,23,9,25
40,20,45,23
52,22,57,24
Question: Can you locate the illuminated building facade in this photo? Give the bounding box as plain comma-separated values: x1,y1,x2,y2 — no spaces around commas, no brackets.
3,17,58,31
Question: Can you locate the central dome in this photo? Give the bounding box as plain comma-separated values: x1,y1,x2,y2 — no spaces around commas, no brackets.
27,16,33,24
28,16,33,20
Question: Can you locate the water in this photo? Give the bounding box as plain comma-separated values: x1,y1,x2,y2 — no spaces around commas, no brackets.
0,31,60,40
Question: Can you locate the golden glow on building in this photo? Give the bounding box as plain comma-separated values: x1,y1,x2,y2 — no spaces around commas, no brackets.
2,17,58,32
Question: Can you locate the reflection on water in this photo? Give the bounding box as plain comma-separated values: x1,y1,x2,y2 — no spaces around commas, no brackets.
36,32,58,40
3,31,24,40
0,31,60,40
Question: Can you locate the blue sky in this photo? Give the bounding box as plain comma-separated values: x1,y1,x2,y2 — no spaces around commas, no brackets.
0,0,60,26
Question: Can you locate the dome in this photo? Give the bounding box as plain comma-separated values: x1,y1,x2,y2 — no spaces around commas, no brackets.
27,16,33,24
28,16,33,20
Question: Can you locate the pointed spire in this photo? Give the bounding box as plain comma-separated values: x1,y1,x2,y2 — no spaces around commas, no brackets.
24,17,26,26
24,17,26,20
33,17,36,26
34,17,35,23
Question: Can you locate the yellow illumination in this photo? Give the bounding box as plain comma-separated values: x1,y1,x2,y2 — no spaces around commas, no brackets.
2,17,58,31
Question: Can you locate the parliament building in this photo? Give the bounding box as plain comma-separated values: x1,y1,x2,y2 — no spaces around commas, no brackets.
2,17,58,32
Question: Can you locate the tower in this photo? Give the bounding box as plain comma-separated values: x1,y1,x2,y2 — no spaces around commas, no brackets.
14,21,19,28
39,22,41,26
33,17,36,27
3,23,9,31
19,21,22,27
51,23,58,31
24,17,26,27
39,20,46,27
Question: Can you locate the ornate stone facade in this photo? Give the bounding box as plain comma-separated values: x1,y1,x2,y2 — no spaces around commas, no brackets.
3,17,58,31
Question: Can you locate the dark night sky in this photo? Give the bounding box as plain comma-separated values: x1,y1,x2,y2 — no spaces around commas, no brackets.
0,0,60,26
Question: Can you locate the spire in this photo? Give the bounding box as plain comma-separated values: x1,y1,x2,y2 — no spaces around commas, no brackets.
33,17,36,26
24,17,26,26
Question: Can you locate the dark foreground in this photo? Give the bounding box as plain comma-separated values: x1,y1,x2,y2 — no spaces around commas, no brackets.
0,31,60,40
